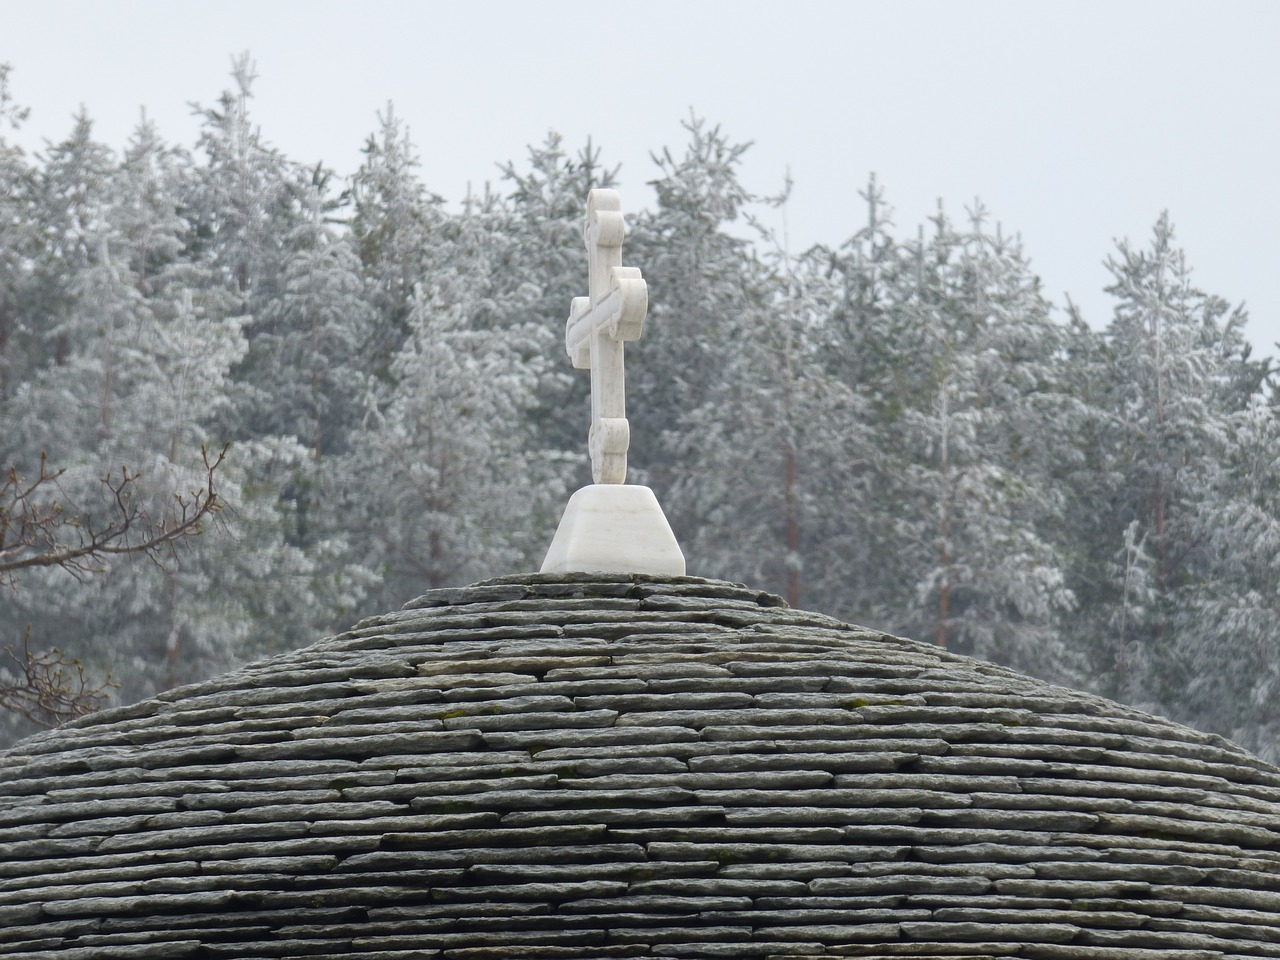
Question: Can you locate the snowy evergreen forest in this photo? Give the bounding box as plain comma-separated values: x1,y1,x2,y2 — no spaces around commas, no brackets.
3,60,1279,758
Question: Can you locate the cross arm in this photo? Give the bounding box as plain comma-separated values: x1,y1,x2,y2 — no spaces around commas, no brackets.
566,267,647,368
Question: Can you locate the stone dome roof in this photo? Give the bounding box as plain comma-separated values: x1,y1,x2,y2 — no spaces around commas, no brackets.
3,573,1280,960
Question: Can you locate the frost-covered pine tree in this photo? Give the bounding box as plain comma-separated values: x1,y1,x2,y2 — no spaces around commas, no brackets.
187,54,294,312
241,175,371,456
1063,213,1265,717
12,112,133,457
1176,396,1280,758
828,200,1075,676
496,133,619,473
670,225,870,611
802,177,922,629
922,208,1072,670
348,104,447,375
346,248,566,607
629,116,764,532
112,112,192,296
3,121,234,708
0,63,37,408
0,102,375,730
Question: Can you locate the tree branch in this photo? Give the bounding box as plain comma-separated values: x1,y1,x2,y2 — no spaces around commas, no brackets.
0,626,117,726
0,443,229,584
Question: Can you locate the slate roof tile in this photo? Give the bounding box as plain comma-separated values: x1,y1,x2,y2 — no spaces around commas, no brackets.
4,574,1280,958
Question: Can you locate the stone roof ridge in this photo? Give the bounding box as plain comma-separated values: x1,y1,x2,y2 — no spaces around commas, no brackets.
402,572,789,612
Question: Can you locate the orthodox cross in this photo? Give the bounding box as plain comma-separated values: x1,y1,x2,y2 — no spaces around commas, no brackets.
566,189,648,484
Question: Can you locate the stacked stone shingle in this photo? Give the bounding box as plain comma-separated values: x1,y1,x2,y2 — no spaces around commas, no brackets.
3,573,1280,959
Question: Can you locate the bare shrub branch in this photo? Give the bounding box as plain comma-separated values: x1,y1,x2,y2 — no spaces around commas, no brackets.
0,626,118,726
0,443,229,584
0,443,229,726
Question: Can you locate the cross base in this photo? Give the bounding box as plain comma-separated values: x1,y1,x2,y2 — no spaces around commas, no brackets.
540,485,685,577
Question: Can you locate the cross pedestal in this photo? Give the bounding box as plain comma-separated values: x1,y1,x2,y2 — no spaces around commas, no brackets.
540,189,684,577
541,484,684,576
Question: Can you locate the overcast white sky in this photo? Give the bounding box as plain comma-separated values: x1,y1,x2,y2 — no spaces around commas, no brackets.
5,0,1279,357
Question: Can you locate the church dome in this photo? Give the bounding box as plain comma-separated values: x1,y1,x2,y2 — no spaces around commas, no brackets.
3,572,1280,959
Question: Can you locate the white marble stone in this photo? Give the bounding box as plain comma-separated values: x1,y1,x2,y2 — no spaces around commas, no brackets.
541,484,685,576
543,190,685,577
567,189,648,485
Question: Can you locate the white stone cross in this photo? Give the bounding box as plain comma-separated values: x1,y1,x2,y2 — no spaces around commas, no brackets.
541,189,684,576
566,188,648,484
